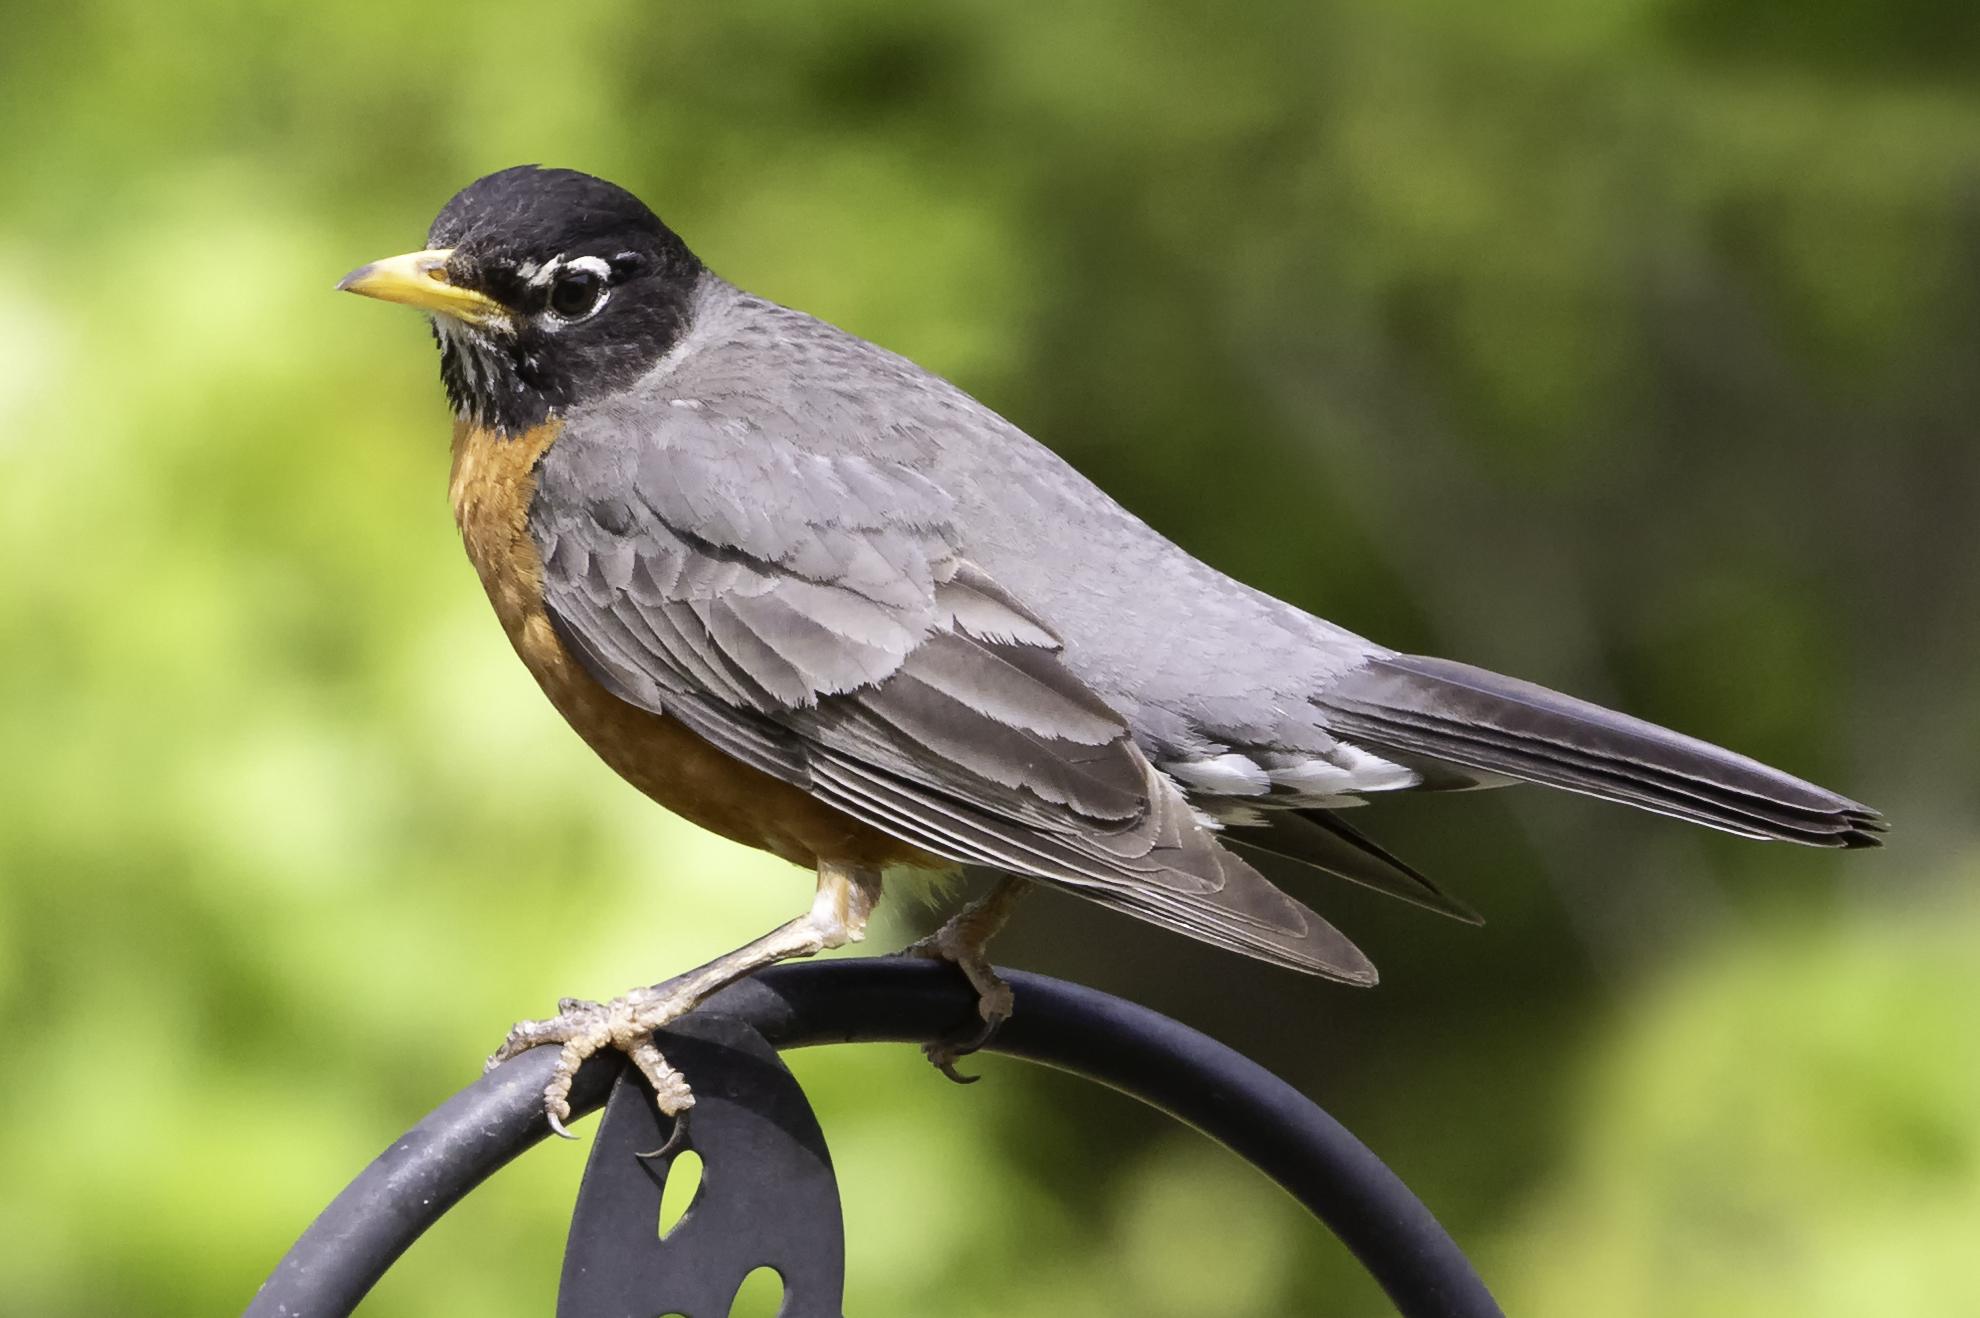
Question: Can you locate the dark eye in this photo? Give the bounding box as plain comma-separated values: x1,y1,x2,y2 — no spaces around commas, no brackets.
548,268,605,319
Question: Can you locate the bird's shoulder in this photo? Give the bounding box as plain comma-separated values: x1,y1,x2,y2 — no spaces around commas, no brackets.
527,285,1067,719
539,278,1388,770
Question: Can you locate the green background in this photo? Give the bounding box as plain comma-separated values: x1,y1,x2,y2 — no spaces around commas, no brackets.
3,2,1976,1314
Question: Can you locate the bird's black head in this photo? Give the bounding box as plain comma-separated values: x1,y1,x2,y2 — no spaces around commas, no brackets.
339,166,704,435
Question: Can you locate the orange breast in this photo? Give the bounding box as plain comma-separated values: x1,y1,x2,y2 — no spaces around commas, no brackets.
447,418,932,872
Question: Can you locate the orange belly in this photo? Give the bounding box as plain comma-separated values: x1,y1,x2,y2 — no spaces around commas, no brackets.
447,418,932,872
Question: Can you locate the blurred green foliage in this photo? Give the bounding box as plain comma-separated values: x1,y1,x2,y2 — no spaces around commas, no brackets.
1,1,1974,1314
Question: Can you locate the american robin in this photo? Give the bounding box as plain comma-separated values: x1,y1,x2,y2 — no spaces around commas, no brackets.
338,166,1884,1133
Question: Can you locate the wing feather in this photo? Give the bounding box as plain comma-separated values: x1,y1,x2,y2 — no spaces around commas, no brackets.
531,408,1375,982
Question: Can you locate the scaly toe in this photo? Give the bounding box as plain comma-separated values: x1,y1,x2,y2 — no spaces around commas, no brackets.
899,932,943,960
976,981,1015,1026
490,985,709,1136
899,928,1017,1086
627,1037,697,1116
486,998,611,1071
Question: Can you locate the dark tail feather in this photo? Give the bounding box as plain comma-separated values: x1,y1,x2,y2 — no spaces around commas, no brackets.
1320,654,1887,848
1230,808,1483,925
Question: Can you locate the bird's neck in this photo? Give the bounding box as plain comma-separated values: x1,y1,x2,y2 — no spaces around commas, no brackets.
433,319,552,437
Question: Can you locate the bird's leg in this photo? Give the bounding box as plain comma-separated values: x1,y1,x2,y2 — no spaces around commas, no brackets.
903,876,1029,1082
489,860,885,1136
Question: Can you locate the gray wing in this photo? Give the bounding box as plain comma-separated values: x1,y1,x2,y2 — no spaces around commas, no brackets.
532,402,1376,983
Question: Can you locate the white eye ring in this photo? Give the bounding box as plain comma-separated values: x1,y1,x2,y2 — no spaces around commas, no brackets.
542,255,613,324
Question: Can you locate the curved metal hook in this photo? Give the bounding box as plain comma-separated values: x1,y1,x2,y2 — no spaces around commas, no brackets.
246,960,1503,1318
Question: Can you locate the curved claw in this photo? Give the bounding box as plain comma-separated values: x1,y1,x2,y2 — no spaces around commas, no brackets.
545,1104,579,1141
925,1046,983,1086
635,1109,693,1161
917,987,1012,1088
956,1011,1006,1054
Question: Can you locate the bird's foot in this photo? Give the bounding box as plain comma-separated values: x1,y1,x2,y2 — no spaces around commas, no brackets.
487,987,699,1138
903,924,1015,1085
487,862,888,1137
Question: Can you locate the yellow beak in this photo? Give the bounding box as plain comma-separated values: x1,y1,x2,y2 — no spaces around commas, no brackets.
335,248,507,326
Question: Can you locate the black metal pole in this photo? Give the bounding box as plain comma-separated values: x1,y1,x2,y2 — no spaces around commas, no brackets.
247,959,1502,1318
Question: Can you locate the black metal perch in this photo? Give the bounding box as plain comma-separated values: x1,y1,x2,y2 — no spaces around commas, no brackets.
247,959,1504,1318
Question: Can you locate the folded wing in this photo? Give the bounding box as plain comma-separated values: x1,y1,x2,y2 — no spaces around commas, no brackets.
533,404,1376,982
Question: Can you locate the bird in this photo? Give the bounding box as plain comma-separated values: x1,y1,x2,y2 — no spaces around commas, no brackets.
338,165,1885,1133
